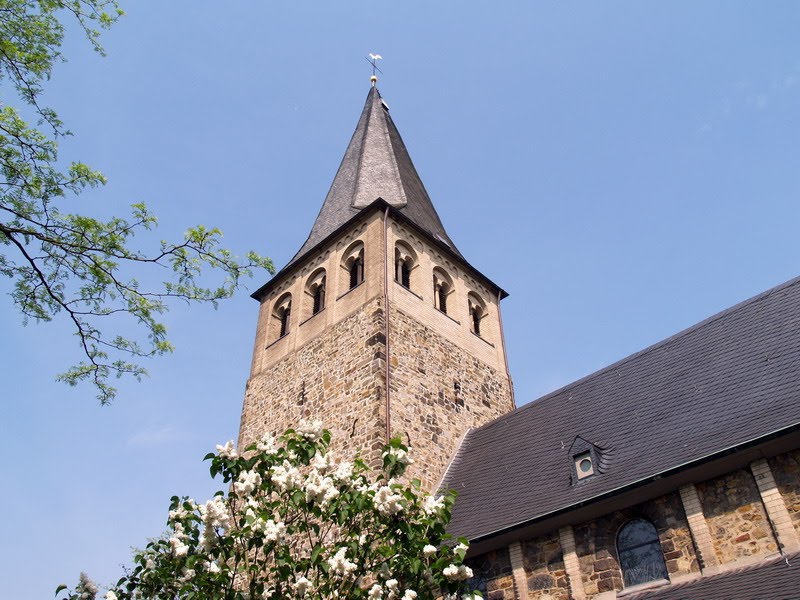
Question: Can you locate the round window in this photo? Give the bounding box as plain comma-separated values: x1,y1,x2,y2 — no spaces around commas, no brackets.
579,458,593,473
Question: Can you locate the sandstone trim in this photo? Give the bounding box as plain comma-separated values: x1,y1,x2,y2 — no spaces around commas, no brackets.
507,541,529,600
678,484,720,571
558,525,586,600
750,458,800,553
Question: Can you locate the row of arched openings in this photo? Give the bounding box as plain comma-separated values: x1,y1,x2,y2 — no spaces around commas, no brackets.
268,239,491,343
394,241,486,337
269,241,364,341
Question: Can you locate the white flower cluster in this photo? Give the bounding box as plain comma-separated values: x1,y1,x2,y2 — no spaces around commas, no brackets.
256,434,279,455
105,592,118,600
373,484,404,516
292,574,314,596
333,461,353,482
423,544,438,556
368,580,417,600
326,547,357,577
423,495,446,516
382,446,413,465
216,440,238,459
168,523,189,557
270,460,302,492
442,563,474,581
233,469,262,495
167,500,195,523
304,469,340,507
297,419,323,441
199,495,231,550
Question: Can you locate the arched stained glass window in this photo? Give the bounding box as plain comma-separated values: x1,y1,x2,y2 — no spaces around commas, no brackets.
617,518,668,587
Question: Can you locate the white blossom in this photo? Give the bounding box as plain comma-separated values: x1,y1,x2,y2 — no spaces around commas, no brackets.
327,547,357,577
368,584,383,599
256,434,279,455
423,544,438,556
374,485,404,515
233,469,262,495
297,419,323,441
168,536,189,557
402,591,417,600
304,470,339,507
442,564,473,581
382,446,413,465
270,461,302,492
386,578,399,590
216,440,238,459
293,575,314,596
423,495,445,516
454,542,469,554
105,592,118,600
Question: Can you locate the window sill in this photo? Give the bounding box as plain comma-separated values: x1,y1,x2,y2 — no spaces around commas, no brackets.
471,330,494,347
337,280,364,301
395,280,423,300
436,307,460,325
299,307,325,327
265,332,290,350
617,579,670,597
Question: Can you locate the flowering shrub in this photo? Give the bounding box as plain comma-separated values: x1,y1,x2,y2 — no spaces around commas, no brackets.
57,422,481,600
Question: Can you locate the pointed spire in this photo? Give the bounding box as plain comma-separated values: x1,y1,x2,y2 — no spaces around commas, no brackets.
287,87,461,268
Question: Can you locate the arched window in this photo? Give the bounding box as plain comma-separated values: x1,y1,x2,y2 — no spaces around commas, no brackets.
468,293,486,337
432,268,453,315
617,519,668,588
305,269,326,316
394,241,417,291
272,293,292,340
341,241,365,291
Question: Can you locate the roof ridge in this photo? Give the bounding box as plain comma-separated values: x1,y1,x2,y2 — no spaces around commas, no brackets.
474,273,800,434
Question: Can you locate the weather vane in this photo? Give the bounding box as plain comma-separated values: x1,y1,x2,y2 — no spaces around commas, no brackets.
365,53,383,85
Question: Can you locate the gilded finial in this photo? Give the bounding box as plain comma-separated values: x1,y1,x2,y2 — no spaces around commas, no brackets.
365,53,383,85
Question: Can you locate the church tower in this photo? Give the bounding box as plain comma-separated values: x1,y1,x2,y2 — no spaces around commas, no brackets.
239,85,514,490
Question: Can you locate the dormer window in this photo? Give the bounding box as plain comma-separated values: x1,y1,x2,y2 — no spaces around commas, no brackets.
574,452,594,479
569,436,605,484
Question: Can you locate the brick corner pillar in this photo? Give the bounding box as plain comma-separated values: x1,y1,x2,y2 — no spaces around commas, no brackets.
558,525,586,600
750,458,800,553
507,541,529,600
678,483,720,572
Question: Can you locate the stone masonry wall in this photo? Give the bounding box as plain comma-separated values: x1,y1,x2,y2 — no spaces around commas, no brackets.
696,467,778,563
521,531,570,600
388,304,514,491
466,547,516,600
769,449,800,538
574,492,699,597
240,296,387,468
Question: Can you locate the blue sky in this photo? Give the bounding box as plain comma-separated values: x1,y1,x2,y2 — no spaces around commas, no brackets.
2,2,799,597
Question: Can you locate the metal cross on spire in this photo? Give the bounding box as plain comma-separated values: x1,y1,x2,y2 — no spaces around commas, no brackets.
365,53,383,85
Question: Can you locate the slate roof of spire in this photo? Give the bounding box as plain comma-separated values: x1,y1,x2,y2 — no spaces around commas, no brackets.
442,275,800,542
286,86,462,269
